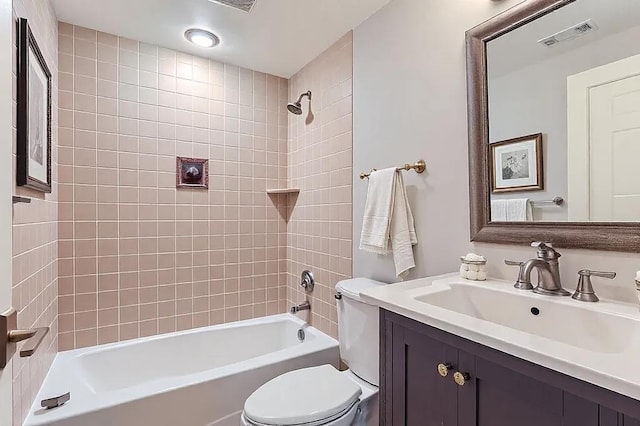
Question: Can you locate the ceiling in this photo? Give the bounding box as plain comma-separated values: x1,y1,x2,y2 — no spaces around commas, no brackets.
52,0,391,78
487,0,640,78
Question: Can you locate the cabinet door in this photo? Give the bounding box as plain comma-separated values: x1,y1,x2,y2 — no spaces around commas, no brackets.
389,322,458,426
457,350,564,426
393,326,458,426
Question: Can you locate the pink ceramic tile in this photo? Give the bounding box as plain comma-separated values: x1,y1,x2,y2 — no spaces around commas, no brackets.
98,326,119,344
97,31,118,47
74,39,97,60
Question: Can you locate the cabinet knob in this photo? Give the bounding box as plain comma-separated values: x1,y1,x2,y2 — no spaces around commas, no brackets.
454,371,471,386
437,363,452,377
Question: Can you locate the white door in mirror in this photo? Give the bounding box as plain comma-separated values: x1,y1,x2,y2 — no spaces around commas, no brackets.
589,74,640,221
568,53,640,221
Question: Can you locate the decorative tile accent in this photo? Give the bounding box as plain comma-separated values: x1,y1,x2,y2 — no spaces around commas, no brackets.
176,157,209,189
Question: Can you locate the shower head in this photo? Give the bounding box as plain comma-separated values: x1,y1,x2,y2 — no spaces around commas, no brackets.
287,102,303,115
287,90,312,115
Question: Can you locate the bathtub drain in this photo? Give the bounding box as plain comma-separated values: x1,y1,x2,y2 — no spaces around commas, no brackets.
297,328,305,342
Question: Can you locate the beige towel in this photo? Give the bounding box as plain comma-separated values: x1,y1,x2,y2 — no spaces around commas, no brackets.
360,168,417,278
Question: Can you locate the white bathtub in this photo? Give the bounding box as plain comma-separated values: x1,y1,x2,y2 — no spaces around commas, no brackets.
24,314,339,426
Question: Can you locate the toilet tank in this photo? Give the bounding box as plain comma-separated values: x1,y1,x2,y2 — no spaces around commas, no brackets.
335,278,387,386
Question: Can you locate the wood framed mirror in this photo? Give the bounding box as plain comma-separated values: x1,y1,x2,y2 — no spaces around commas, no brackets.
466,0,640,252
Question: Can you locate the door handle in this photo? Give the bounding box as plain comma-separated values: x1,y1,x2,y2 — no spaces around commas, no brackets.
1,308,50,368
12,327,49,357
9,329,37,343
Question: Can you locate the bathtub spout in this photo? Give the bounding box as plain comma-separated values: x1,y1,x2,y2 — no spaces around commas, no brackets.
290,301,310,314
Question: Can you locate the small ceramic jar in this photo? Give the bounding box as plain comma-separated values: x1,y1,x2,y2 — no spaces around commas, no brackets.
460,255,487,281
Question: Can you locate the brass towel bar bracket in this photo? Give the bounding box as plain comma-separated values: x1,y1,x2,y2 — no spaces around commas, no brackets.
360,159,427,180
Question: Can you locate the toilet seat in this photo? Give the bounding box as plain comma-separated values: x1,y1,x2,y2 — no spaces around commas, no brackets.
242,402,359,426
243,365,362,426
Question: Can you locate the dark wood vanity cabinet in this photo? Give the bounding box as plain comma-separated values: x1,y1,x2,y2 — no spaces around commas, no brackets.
380,309,640,426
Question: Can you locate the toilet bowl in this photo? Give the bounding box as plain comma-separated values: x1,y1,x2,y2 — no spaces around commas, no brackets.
241,278,386,426
240,365,378,426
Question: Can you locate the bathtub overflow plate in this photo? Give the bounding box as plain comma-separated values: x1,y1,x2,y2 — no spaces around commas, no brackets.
297,328,305,342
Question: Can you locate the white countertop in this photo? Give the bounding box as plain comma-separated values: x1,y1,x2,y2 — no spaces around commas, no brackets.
361,273,640,401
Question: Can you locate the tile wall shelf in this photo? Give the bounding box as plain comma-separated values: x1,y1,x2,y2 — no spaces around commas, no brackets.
266,188,300,195
266,188,299,223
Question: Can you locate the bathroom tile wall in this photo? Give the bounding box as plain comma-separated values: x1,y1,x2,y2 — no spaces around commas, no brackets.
287,32,353,338
11,0,59,424
57,24,289,350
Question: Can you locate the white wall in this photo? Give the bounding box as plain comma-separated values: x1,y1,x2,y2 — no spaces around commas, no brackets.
352,0,640,303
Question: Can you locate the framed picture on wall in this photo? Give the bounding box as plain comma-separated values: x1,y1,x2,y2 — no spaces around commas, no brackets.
176,157,209,189
16,18,52,193
490,133,543,193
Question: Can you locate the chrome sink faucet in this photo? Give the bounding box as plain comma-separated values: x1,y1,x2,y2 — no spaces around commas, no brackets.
505,242,571,296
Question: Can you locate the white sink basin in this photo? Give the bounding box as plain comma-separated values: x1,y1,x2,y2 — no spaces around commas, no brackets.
414,282,638,354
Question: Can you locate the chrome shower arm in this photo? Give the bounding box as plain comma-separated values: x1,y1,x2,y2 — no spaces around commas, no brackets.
295,90,312,103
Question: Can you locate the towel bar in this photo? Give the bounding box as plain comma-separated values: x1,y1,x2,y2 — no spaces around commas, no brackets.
360,160,426,180
531,197,564,207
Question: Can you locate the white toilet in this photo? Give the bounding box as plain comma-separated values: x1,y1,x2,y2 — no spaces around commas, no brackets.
241,278,386,426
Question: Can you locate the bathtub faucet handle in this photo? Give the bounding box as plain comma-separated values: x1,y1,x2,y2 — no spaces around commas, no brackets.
290,301,311,314
301,270,315,292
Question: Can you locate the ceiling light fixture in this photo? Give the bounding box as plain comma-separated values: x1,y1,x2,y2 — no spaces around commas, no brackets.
184,28,220,48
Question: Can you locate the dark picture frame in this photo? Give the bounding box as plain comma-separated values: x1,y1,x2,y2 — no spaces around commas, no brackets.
17,18,52,193
490,133,543,193
176,157,209,189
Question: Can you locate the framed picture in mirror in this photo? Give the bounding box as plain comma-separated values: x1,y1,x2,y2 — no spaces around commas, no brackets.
490,133,543,193
16,18,52,193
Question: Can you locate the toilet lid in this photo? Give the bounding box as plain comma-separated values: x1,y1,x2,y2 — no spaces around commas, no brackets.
244,365,362,426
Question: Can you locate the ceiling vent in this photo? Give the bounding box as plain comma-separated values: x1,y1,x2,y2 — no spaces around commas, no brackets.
208,0,257,13
538,19,599,47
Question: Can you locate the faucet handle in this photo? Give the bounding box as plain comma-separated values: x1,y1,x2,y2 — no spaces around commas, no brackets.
531,241,551,249
504,259,534,290
572,269,616,302
531,241,553,248
579,269,616,280
531,242,561,260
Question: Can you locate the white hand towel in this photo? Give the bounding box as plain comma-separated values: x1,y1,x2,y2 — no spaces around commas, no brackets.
506,198,532,221
490,200,507,221
360,168,396,254
390,171,418,278
491,199,532,221
360,168,417,278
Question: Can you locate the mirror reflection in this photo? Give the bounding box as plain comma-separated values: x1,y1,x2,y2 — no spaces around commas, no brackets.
487,0,640,222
